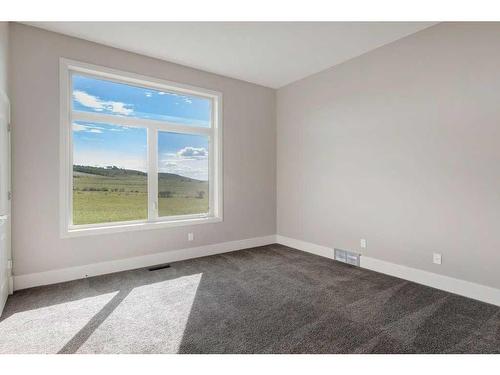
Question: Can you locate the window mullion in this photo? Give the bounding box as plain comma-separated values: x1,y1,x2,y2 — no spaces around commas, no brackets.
208,133,215,217
147,126,159,221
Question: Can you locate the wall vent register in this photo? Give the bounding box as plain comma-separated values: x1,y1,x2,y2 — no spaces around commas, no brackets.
334,248,360,266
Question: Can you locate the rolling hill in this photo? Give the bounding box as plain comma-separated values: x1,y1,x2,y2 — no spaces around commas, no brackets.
73,165,204,183
72,165,209,224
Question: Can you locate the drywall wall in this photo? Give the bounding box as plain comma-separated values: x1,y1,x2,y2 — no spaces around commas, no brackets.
277,22,500,290
0,22,11,313
10,23,276,277
0,23,8,94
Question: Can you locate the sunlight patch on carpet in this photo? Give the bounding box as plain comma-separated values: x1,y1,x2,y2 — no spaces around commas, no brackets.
0,292,118,354
75,273,203,353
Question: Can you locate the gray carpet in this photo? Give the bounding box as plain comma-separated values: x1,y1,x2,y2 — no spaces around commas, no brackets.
0,244,499,353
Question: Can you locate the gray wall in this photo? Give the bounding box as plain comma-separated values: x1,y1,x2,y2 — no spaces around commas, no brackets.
11,21,500,290
0,22,11,311
277,22,500,289
10,23,276,277
0,23,8,94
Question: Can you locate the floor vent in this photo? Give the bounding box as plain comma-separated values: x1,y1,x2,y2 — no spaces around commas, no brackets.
148,264,171,271
334,248,360,266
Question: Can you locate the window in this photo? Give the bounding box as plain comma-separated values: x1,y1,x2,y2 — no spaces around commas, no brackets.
60,59,222,236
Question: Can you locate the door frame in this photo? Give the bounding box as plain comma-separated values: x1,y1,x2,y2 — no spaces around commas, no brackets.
0,89,12,317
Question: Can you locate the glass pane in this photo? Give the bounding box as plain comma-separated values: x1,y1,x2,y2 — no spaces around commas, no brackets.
72,74,212,127
72,121,148,225
158,131,209,217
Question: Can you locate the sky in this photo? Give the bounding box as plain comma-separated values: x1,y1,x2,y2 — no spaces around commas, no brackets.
72,74,211,180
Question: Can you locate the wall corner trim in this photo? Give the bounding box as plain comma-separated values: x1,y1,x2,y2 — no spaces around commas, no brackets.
276,234,500,307
13,235,277,291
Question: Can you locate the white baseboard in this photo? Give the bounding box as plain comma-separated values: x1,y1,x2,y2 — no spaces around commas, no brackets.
360,256,500,307
13,235,276,291
12,233,500,307
276,235,500,307
276,235,334,260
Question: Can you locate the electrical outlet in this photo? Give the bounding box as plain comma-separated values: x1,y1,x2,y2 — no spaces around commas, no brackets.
188,232,194,241
360,238,367,249
433,253,442,265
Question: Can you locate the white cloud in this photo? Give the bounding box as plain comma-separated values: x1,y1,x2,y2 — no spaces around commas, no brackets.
74,150,147,172
73,90,133,115
73,91,104,110
177,147,208,159
158,91,177,96
108,126,131,132
73,123,90,132
72,123,103,133
145,92,153,98
157,91,192,104
159,158,207,180
159,147,209,180
108,102,133,115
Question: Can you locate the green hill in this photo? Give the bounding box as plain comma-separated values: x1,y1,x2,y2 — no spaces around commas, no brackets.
73,165,203,183
72,165,209,225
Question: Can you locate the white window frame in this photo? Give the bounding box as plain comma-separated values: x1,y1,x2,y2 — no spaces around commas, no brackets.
60,58,223,237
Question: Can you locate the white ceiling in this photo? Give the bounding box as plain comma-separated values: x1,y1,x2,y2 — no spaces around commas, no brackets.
26,22,436,88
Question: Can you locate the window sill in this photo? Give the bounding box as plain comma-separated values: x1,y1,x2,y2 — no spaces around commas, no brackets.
62,216,222,238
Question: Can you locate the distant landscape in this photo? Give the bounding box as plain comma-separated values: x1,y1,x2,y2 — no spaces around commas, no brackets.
73,165,208,225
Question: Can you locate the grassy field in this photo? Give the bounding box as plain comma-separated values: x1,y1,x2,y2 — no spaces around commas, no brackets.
73,165,208,225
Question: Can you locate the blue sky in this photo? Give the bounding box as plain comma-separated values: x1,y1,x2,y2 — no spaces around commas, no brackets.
72,75,210,180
